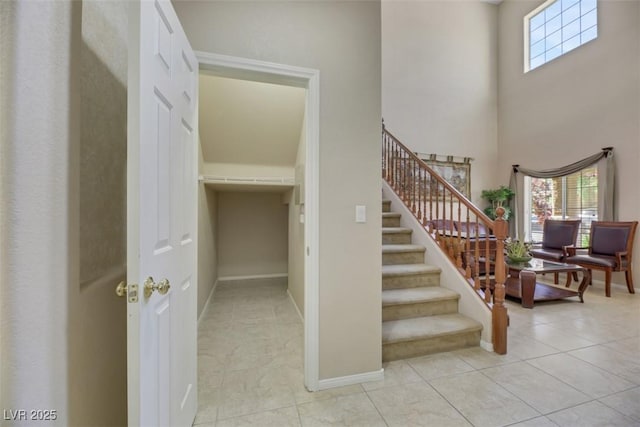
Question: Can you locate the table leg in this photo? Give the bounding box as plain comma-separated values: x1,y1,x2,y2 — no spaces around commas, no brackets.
577,269,591,303
519,270,537,309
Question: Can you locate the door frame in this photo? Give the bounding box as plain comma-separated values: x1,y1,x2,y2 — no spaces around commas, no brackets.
196,51,320,391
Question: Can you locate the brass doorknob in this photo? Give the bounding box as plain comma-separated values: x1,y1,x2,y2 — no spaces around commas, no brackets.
115,281,139,303
144,276,171,298
115,281,128,297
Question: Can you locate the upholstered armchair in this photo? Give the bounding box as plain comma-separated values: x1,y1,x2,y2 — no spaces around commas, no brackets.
530,219,582,283
565,221,638,297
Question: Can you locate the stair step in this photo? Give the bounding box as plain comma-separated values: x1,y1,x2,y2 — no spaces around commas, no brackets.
382,287,459,306
382,244,425,265
382,227,412,244
382,314,482,362
382,264,441,289
382,287,460,321
379,192,483,361
382,212,401,227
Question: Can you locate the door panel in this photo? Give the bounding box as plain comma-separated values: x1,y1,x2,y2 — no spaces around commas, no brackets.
128,0,198,425
152,92,173,254
180,120,194,245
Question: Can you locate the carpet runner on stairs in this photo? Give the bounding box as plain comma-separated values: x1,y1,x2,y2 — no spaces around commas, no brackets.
381,199,482,361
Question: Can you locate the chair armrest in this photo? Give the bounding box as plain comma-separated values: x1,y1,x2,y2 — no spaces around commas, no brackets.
615,250,629,264
563,245,576,257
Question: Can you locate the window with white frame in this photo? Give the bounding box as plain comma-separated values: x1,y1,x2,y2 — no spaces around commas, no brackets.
525,0,598,72
524,165,598,246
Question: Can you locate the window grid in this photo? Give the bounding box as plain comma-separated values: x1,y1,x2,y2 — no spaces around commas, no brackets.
526,166,598,247
526,0,597,71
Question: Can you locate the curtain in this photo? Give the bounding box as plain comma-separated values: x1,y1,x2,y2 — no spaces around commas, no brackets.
509,147,615,238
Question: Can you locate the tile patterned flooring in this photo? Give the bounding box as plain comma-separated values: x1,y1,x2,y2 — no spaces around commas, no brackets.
194,277,640,426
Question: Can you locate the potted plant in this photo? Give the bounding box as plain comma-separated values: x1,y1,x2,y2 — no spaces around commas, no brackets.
481,185,515,220
505,238,532,263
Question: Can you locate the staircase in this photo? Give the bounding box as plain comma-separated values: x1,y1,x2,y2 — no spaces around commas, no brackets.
381,199,482,361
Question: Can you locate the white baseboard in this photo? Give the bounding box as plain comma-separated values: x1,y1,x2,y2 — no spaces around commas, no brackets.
198,279,219,327
317,369,385,391
217,273,288,282
480,340,494,352
287,289,304,323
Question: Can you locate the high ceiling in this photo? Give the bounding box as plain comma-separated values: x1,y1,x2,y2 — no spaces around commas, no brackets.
199,73,306,167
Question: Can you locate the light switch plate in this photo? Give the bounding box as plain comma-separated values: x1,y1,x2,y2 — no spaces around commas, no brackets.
356,205,366,223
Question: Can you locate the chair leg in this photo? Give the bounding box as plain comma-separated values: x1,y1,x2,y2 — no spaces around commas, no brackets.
572,271,579,282
626,269,635,294
605,269,612,297
553,272,559,284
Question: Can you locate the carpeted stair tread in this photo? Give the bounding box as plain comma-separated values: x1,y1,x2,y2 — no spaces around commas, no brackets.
382,227,412,234
380,199,482,360
382,287,459,306
382,244,425,253
382,314,482,344
382,264,441,277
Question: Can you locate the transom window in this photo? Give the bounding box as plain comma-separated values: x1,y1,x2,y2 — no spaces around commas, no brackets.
524,0,598,72
524,166,598,246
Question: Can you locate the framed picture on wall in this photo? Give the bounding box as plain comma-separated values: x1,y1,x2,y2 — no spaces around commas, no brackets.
417,155,471,199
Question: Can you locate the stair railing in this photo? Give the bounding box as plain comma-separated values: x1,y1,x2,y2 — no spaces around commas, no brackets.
382,124,508,354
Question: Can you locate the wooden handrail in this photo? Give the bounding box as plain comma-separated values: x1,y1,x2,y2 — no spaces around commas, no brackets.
382,123,508,354
383,127,493,223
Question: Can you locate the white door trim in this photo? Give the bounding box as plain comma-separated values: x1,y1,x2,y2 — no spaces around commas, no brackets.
195,51,320,391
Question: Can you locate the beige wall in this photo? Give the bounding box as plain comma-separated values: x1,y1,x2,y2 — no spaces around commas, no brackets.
198,184,218,317
498,0,640,287
1,1,80,423
79,1,127,285
174,0,382,380
70,2,129,424
217,191,289,278
197,131,220,318
199,74,305,167
382,1,499,204
201,162,294,181
288,121,307,316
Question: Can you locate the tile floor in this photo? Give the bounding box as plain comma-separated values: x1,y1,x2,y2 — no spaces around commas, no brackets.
194,276,640,426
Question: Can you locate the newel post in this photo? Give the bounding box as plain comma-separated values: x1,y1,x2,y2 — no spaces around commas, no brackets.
492,207,508,355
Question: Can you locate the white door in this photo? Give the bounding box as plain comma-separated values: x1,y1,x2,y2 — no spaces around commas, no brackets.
127,0,198,425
